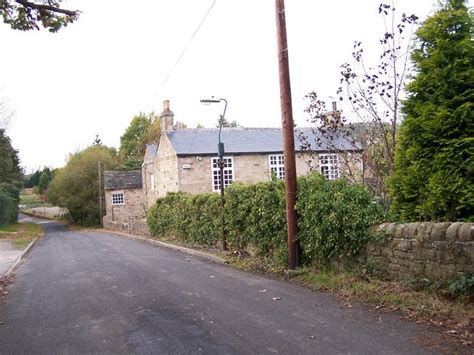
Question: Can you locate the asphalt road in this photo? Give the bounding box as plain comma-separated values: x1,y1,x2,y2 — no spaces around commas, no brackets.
0,217,437,354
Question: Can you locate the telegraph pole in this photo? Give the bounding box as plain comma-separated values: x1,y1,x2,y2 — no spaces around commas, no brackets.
98,161,103,227
275,0,298,269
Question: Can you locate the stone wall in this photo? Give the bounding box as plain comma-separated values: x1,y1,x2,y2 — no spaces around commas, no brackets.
104,188,146,224
103,218,150,236
365,222,473,281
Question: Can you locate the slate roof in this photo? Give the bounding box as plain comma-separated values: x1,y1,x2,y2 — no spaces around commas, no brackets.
104,170,142,190
143,143,158,164
165,127,361,156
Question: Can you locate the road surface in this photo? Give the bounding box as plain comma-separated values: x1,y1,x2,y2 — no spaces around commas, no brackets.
0,216,437,354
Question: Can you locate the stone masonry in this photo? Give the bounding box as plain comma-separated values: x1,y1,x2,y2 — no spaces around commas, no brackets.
365,222,473,281
104,188,146,224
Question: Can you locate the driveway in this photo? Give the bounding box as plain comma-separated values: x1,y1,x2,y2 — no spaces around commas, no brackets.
0,218,438,354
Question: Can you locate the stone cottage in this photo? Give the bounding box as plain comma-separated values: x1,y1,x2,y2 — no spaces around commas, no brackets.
103,100,363,233
102,170,149,234
142,100,363,207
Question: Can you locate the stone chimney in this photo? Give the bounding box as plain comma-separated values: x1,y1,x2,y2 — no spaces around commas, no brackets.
160,100,174,131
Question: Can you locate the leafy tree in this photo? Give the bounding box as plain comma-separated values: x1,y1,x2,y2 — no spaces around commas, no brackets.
0,0,79,32
0,182,20,226
0,129,22,225
23,169,40,188
390,0,474,221
38,167,52,193
119,112,160,170
0,128,22,186
48,145,119,226
303,3,418,208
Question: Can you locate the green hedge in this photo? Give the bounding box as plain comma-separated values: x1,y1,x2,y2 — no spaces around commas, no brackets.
147,192,220,246
0,183,20,226
147,173,384,264
296,174,383,263
225,180,287,260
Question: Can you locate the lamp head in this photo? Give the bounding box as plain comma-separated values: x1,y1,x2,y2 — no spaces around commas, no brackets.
200,97,221,104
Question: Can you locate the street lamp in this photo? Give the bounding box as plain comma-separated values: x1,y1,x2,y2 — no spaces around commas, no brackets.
200,97,228,251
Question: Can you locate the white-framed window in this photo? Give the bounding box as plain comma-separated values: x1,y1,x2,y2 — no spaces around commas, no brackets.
211,157,234,192
112,192,124,205
150,174,155,191
319,154,339,180
269,154,285,179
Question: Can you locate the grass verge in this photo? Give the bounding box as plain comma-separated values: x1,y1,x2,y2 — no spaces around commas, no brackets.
0,222,44,248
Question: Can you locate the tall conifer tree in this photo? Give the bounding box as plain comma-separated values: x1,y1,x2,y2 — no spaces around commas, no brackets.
390,0,474,221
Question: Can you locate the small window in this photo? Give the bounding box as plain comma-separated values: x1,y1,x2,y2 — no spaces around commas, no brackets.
319,154,339,180
269,154,285,179
112,192,124,205
211,157,234,192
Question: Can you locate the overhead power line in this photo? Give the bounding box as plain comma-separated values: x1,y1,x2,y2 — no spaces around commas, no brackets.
149,0,217,109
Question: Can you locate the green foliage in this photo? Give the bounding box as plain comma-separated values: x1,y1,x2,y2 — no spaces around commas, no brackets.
148,173,383,265
24,169,41,188
38,167,52,193
225,180,287,260
119,112,160,170
48,145,119,226
297,174,384,263
0,183,19,226
147,192,220,246
390,0,474,221
0,129,22,226
0,0,79,32
448,273,474,296
24,167,56,190
0,129,22,187
187,193,220,246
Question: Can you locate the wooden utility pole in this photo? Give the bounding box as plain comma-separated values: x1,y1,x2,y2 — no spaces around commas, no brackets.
98,161,103,227
275,0,298,269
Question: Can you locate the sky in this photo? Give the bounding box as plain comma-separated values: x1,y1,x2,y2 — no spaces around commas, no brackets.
0,0,447,172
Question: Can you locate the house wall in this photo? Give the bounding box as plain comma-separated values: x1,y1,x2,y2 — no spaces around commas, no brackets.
143,161,158,209
103,188,146,224
176,153,314,195
155,134,180,199
148,138,364,198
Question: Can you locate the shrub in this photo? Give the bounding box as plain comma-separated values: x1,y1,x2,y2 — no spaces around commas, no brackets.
0,183,20,226
148,172,383,266
448,273,474,296
187,193,220,246
297,174,384,263
147,192,220,246
225,180,287,260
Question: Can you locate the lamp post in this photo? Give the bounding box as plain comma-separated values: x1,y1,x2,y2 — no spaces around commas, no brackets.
200,97,228,251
